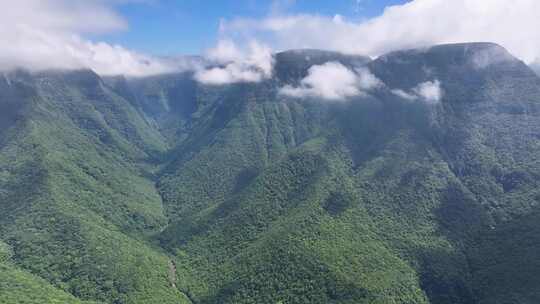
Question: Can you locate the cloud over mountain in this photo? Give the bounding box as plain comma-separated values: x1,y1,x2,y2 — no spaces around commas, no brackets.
4,0,540,79
195,40,273,85
279,62,381,101
392,80,444,103
220,0,540,64
414,80,443,103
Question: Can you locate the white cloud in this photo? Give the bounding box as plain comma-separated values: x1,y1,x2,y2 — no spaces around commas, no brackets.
219,0,540,63
279,62,380,101
195,40,274,85
355,67,383,90
0,0,174,76
391,89,418,101
195,64,264,85
414,80,443,103
7,0,540,78
391,80,444,104
206,39,243,63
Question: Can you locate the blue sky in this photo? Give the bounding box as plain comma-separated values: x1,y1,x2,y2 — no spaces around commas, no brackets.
96,0,408,56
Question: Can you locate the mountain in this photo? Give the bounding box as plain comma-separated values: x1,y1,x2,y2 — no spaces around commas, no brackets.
0,69,189,304
531,62,540,76
274,49,371,84
1,43,540,304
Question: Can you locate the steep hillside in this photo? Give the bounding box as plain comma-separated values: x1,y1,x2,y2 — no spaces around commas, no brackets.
0,70,189,303
153,43,540,303
0,240,100,304
2,43,540,304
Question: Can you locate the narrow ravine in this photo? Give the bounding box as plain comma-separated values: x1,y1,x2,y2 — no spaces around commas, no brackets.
168,260,177,289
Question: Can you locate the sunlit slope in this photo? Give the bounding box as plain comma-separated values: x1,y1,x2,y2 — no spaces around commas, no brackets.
0,70,189,304
2,43,540,304
155,43,540,303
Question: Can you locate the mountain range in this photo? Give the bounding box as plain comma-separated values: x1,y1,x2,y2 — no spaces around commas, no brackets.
2,42,540,304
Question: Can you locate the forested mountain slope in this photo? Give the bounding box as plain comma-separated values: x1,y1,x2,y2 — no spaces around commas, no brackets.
0,70,189,303
1,43,540,303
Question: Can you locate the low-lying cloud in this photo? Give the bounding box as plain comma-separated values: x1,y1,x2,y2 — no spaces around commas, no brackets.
392,80,444,104
279,62,381,101
391,89,418,101
195,40,273,85
414,80,443,103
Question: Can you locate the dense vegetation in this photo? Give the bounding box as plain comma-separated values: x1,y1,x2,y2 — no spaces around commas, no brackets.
1,43,540,303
